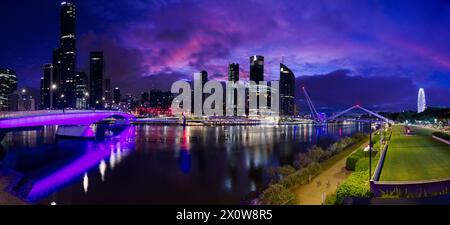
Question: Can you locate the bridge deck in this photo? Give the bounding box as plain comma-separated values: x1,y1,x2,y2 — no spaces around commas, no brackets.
0,110,135,129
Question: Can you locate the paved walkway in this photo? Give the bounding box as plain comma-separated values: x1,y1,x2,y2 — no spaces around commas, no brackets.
295,141,368,205
0,169,27,205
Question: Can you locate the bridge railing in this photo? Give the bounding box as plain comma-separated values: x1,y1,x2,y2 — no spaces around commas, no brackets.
0,110,129,119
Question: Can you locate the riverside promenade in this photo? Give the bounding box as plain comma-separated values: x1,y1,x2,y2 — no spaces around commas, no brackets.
295,140,368,205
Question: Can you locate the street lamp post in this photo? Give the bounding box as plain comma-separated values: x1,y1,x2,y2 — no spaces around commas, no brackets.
50,84,57,109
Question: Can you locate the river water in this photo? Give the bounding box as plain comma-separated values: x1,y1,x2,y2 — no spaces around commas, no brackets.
0,123,368,204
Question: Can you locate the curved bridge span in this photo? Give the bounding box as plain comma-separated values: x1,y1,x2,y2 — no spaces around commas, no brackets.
0,110,135,129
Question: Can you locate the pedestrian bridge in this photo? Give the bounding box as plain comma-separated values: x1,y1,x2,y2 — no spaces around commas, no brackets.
326,105,394,124
0,110,135,129
0,110,135,139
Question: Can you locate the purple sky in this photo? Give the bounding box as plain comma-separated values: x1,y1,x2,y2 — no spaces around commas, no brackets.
1,0,449,111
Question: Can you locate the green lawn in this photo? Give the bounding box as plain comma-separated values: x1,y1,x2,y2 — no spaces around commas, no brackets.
379,125,450,181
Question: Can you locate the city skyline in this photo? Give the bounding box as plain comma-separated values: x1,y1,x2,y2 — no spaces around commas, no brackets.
0,0,450,111
1,0,450,209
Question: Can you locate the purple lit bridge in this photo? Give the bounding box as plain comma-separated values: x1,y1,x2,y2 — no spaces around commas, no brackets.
0,110,136,139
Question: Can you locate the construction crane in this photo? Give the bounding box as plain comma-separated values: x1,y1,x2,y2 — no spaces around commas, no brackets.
302,86,324,124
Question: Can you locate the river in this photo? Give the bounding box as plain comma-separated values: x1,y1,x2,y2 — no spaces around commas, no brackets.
0,123,368,204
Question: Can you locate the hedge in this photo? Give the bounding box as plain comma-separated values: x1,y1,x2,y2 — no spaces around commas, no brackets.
335,171,372,204
280,163,322,189
260,184,295,205
346,155,360,171
355,157,370,172
325,192,337,205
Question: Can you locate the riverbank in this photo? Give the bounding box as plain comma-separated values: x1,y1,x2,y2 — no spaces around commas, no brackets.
0,169,28,205
294,139,368,205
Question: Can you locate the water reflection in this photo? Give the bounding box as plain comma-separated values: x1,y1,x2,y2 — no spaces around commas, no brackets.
0,123,369,204
24,126,136,202
83,173,88,193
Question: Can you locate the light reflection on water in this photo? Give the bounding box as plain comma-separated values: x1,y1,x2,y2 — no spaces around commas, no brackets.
0,123,368,204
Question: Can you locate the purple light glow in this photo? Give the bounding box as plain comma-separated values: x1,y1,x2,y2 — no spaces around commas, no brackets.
0,112,135,129
27,126,136,202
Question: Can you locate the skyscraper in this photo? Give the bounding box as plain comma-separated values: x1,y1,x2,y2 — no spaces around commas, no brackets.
113,87,121,104
228,63,239,82
280,63,296,116
418,88,426,113
228,63,240,116
104,78,112,107
75,72,87,109
89,51,104,109
0,68,18,111
58,0,77,108
250,55,264,83
249,55,265,115
41,63,53,109
52,48,62,108
40,77,45,109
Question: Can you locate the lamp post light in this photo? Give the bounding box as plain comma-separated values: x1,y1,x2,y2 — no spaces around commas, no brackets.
50,84,57,109
61,94,65,113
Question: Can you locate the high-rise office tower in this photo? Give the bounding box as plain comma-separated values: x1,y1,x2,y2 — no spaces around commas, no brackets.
58,0,77,108
75,72,87,109
227,63,240,116
89,51,104,109
250,56,264,83
280,63,296,116
40,77,45,109
41,64,53,109
229,63,239,82
113,87,121,104
200,70,208,113
104,78,112,107
52,48,62,108
0,68,18,111
249,55,265,115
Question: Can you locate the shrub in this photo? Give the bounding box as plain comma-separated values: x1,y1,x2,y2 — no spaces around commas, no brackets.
266,165,297,183
281,169,308,188
293,153,312,170
260,184,295,205
278,165,297,178
280,163,322,189
337,141,347,152
355,157,369,172
335,171,372,204
307,162,321,175
345,155,360,171
307,146,326,162
327,142,340,155
325,192,337,205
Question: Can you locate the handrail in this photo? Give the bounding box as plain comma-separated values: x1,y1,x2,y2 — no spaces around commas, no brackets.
0,110,130,119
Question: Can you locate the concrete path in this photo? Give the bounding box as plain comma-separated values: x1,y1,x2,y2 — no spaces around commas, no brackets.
295,142,367,205
0,169,27,205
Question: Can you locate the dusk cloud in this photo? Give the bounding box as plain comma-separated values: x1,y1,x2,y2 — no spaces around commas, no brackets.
1,0,449,110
